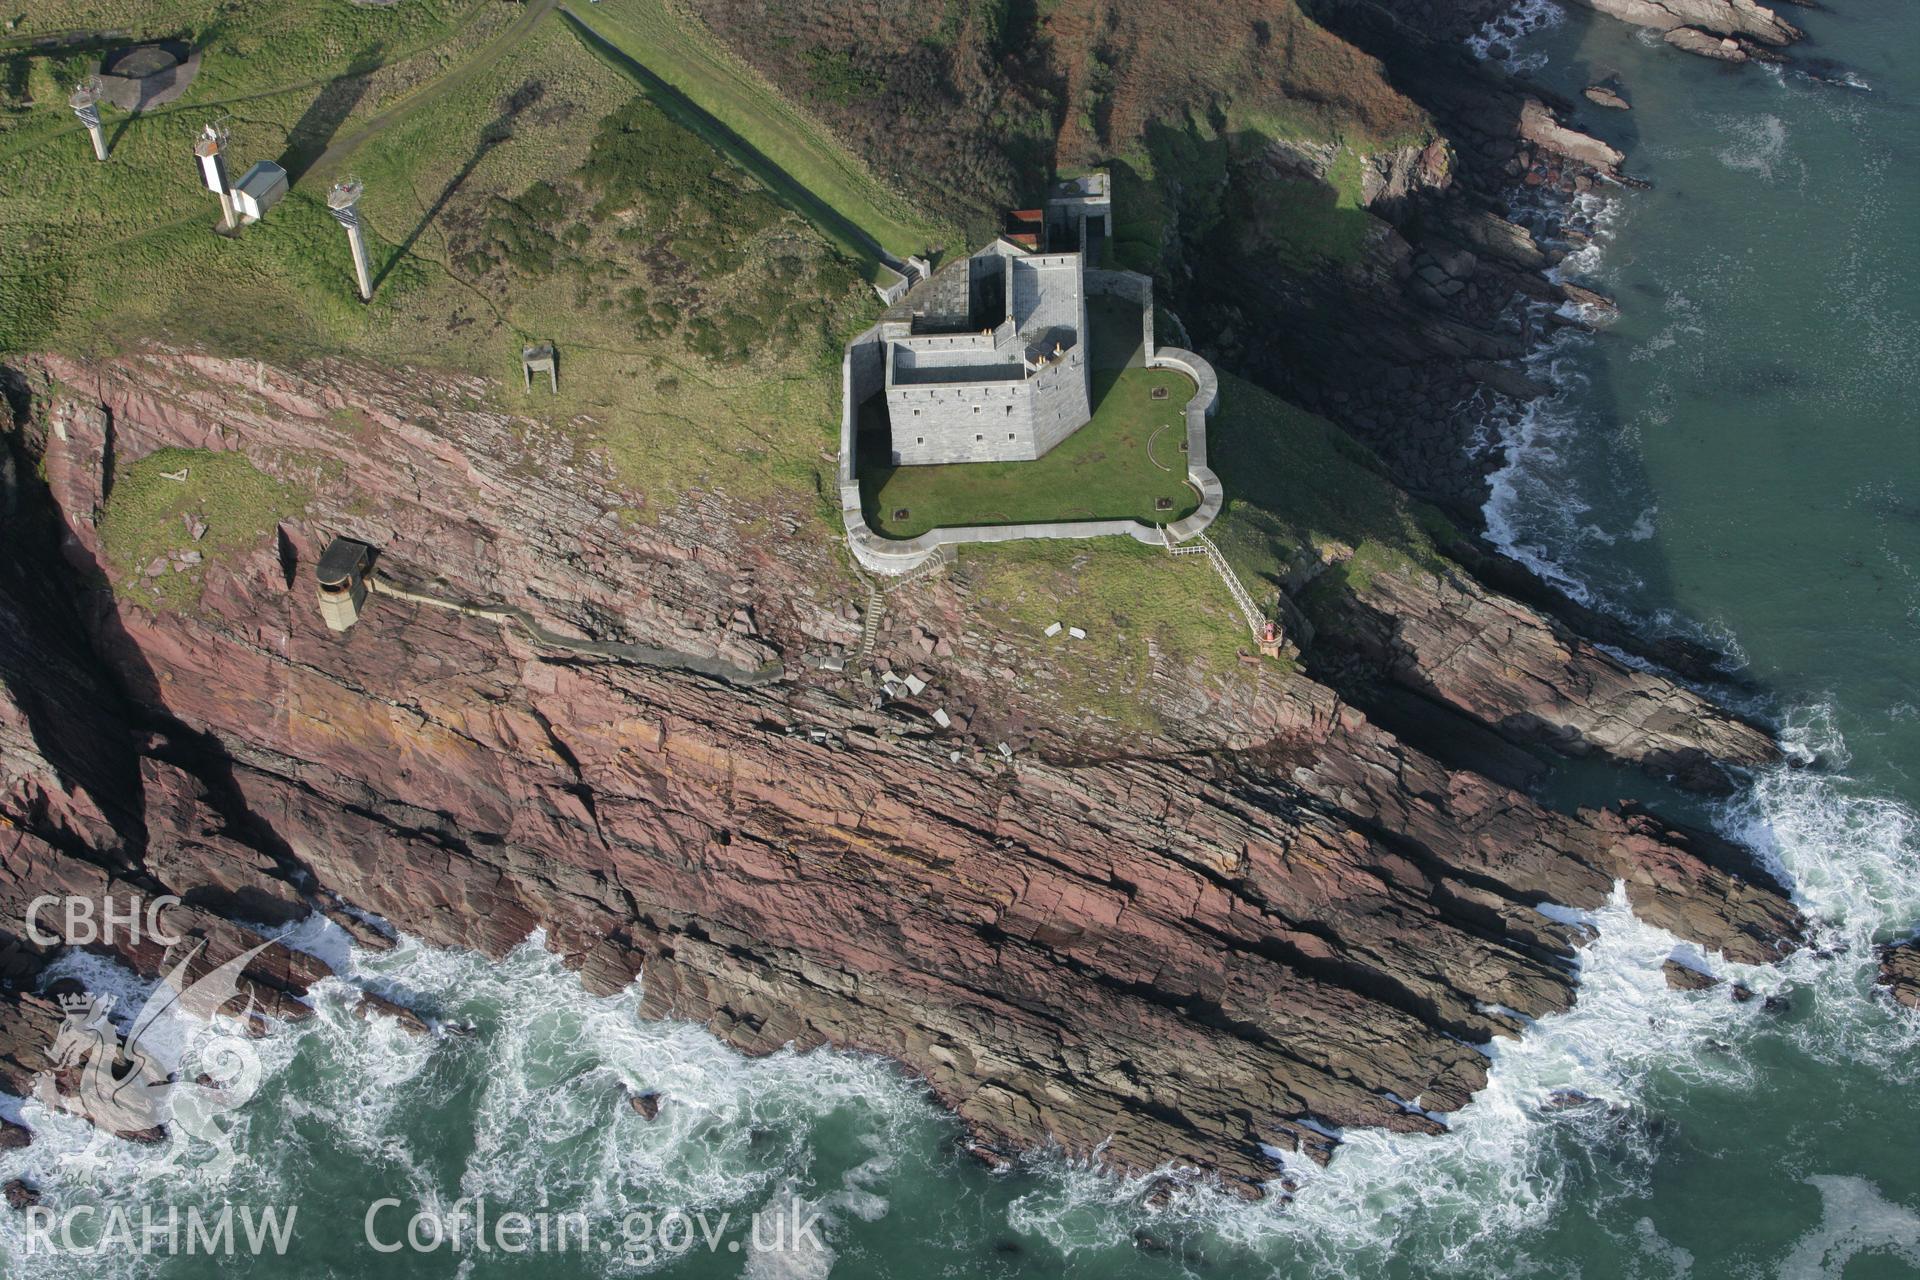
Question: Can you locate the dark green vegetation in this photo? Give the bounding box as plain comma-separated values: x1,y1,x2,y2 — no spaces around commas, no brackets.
1207,370,1457,603
1109,127,1377,280
801,46,886,105
682,0,1427,252
463,95,865,366
859,367,1199,539
97,446,308,611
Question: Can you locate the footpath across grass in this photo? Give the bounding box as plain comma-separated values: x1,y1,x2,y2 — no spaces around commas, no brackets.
858,365,1199,539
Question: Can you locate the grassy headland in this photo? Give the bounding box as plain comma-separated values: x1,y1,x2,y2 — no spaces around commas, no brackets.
1,0,1459,738
1,0,888,513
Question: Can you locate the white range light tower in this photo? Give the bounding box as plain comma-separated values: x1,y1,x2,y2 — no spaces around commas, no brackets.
69,76,107,161
194,120,238,233
327,178,373,302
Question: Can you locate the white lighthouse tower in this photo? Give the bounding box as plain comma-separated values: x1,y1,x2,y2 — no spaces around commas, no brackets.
326,178,373,302
193,120,238,233
69,76,107,162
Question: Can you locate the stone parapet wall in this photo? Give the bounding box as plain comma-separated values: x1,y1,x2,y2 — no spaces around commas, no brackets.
1147,346,1223,544
838,323,885,514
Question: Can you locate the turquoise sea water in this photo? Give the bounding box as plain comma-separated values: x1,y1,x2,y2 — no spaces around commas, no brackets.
5,5,1920,1276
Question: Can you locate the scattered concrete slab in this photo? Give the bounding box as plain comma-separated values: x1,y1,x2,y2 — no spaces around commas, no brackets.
1068,626,1087,640
932,708,951,728
1044,622,1063,637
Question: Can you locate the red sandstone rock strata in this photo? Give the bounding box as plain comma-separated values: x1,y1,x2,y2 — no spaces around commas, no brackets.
1314,555,1778,788
0,352,1803,1193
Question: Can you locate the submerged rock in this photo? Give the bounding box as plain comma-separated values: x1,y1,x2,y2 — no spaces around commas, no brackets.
1663,959,1721,991
351,990,429,1036
1876,941,1920,1009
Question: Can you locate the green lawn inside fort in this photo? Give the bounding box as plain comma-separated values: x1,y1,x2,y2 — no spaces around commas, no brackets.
857,364,1201,540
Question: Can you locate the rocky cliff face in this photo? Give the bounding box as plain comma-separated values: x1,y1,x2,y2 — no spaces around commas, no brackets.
1568,0,1801,47
0,348,1800,1193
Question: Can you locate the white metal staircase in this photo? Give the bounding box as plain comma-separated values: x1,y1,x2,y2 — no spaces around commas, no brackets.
1165,530,1263,636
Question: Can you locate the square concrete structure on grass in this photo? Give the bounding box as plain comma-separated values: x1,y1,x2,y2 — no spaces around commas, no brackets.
522,343,557,394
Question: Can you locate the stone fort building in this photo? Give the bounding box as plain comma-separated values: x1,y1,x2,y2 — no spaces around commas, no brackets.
874,174,1112,466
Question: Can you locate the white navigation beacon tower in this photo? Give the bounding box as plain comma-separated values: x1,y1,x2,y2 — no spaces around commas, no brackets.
327,178,373,302
194,120,238,232
69,76,107,161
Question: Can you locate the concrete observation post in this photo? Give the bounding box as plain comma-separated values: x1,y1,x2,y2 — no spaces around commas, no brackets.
315,537,373,632
69,76,107,161
326,179,374,303
194,122,238,233
521,343,557,394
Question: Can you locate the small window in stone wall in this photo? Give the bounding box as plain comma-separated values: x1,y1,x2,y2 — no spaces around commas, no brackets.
1008,433,1016,441
1004,405,1013,415
975,434,983,442
973,406,980,413
916,437,924,445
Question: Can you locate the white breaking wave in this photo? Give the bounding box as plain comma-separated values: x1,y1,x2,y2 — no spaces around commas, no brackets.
0,929,946,1279
1005,700,1920,1273
1779,1175,1920,1278
1466,0,1566,71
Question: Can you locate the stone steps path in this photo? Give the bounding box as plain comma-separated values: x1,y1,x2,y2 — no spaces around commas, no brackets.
848,549,947,671
852,582,886,668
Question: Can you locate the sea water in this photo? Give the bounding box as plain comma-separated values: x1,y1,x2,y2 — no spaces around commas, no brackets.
4,4,1919,1275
